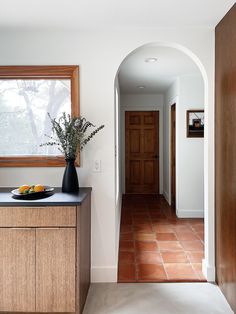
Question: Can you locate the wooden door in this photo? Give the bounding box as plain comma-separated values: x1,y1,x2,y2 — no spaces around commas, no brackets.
125,111,159,194
171,104,176,207
36,228,76,312
215,4,236,312
0,228,35,312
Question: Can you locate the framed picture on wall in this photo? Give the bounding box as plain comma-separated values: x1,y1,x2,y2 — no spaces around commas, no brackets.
186,110,204,138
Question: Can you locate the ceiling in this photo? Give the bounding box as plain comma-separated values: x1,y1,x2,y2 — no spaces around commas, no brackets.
0,0,234,31
118,45,201,94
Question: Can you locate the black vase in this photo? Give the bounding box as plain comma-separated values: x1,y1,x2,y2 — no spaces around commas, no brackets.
62,159,79,193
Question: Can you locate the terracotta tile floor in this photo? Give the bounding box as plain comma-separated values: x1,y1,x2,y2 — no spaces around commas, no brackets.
118,194,206,283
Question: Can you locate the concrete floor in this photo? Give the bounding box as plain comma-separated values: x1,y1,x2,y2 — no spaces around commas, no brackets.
83,283,233,314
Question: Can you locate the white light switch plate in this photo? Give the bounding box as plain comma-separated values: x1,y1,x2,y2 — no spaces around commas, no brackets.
93,159,101,172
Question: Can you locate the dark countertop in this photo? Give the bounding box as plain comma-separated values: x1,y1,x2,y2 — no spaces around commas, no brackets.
0,187,92,206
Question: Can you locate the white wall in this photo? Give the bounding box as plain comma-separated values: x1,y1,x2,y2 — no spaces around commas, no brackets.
120,93,164,194
163,75,204,218
177,75,204,217
0,28,215,281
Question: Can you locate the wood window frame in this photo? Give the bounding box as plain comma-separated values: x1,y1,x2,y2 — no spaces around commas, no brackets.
0,66,80,167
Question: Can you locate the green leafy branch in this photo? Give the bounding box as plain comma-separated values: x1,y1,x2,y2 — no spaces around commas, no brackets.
40,112,104,159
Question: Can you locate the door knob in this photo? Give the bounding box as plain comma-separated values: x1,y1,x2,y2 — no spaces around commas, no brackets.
154,155,158,159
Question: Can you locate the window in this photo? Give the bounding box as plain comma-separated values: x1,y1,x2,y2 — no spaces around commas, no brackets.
0,66,79,167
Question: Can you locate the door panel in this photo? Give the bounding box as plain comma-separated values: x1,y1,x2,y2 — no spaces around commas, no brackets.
143,161,155,184
0,228,35,312
143,129,155,153
126,111,159,194
36,228,76,312
130,129,141,153
215,4,236,312
130,161,141,184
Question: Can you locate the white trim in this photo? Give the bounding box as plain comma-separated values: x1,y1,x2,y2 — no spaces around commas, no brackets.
176,209,204,218
91,266,117,283
163,190,171,205
115,194,122,269
202,258,215,282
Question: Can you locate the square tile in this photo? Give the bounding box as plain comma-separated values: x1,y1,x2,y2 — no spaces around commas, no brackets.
197,232,204,241
134,224,153,234
119,240,134,252
119,251,135,264
156,233,177,241
150,213,167,219
133,213,150,218
180,241,204,251
175,232,199,241
165,263,193,274
191,224,204,233
134,233,156,241
187,251,204,263
135,240,158,252
120,225,133,233
192,263,206,280
165,263,196,277
172,225,193,233
166,273,199,281
154,224,174,233
121,216,133,224
158,241,183,251
161,252,189,263
136,252,162,264
138,264,167,281
133,218,151,224
120,232,134,241
118,264,136,282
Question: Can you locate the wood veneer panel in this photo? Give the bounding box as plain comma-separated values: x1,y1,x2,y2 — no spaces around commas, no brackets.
215,3,236,312
0,206,76,227
0,228,35,312
36,228,76,312
76,194,91,314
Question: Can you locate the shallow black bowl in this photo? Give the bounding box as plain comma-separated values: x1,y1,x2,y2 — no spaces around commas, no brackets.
11,186,54,200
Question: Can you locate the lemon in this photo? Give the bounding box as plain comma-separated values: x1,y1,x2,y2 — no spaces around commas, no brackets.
18,185,30,194
34,184,45,192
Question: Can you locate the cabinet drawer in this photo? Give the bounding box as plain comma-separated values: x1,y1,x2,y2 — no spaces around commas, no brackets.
0,206,76,227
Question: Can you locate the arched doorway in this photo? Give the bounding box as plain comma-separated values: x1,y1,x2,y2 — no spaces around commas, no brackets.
114,42,213,282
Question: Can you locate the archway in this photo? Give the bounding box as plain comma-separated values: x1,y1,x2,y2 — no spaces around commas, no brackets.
114,41,213,282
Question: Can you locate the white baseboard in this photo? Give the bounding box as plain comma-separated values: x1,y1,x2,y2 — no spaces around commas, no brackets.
202,258,215,282
163,190,171,205
176,209,204,218
91,266,118,283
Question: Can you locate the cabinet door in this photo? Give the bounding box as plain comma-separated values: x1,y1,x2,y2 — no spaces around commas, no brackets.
36,228,76,312
0,228,35,312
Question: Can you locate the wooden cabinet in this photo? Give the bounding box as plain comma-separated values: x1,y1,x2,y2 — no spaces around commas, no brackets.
0,188,91,314
36,228,76,312
0,206,76,227
0,228,35,312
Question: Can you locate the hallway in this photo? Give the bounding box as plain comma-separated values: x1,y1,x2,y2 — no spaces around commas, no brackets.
118,195,205,282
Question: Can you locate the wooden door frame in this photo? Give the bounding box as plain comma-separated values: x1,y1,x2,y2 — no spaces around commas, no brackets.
171,104,176,208
123,109,161,194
